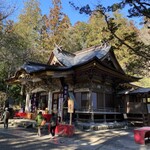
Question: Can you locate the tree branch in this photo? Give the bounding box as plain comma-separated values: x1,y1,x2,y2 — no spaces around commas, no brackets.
135,0,150,7
98,10,150,60
132,1,150,18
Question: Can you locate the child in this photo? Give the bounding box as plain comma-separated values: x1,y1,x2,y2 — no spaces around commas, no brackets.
35,111,44,136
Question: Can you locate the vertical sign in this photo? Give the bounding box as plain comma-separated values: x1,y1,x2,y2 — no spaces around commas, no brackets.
68,98,74,113
58,96,63,121
68,98,74,125
63,85,68,101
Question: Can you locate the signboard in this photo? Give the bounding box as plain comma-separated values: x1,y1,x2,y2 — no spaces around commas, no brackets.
68,98,74,113
63,85,68,101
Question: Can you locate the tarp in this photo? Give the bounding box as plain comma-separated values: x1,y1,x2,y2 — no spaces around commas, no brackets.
69,92,78,109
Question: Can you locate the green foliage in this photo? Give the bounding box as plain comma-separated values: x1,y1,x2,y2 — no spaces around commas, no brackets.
0,21,30,77
0,91,7,109
62,22,90,52
64,11,148,77
70,1,150,60
14,0,44,62
133,78,150,87
8,85,22,104
40,0,71,56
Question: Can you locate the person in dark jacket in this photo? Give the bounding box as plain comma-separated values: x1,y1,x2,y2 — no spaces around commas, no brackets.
50,112,58,138
2,107,10,129
35,111,44,136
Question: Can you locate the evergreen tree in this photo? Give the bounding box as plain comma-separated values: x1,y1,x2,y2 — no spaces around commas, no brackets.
14,0,43,62
41,0,71,58
62,21,90,52
70,1,150,60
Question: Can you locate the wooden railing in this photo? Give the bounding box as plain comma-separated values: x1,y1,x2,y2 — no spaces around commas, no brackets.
76,107,124,113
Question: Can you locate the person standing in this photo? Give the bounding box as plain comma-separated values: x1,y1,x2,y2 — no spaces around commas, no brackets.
2,107,10,129
50,112,58,139
35,111,44,137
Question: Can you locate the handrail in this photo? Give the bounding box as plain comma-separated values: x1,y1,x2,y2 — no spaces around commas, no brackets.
76,107,124,112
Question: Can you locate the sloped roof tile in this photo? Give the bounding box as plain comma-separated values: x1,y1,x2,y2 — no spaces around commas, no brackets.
53,44,111,67
20,61,71,74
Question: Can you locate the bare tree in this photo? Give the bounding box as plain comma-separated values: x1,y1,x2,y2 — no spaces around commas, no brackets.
0,0,16,21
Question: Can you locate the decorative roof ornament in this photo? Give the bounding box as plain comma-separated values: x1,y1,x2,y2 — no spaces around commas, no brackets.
54,43,63,52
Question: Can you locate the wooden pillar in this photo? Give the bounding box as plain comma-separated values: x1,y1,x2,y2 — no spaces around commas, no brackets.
89,90,94,122
114,114,117,122
91,112,94,122
25,92,31,112
103,86,106,123
48,91,52,114
77,113,79,122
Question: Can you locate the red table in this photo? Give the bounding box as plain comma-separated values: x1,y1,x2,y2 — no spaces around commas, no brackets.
134,127,150,144
48,124,75,137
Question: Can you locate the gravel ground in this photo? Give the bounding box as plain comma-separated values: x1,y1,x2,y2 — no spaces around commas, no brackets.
0,121,150,150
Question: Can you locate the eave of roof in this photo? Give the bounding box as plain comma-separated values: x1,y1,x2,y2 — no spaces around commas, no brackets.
72,57,139,82
5,61,73,84
20,61,72,74
118,87,150,94
130,87,150,94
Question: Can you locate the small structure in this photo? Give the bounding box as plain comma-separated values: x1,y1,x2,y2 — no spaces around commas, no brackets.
118,87,150,125
6,44,140,123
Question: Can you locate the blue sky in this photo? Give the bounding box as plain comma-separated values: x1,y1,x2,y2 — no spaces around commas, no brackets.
7,0,142,26
7,0,121,24
8,0,95,24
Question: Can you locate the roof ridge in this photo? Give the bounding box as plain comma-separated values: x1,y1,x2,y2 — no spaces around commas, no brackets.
74,43,110,55
54,47,75,57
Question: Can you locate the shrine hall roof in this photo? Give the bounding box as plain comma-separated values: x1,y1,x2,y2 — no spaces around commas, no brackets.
6,44,140,84
53,44,111,67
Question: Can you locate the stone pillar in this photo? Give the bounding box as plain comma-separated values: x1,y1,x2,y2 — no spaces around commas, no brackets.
48,91,52,114
25,92,31,112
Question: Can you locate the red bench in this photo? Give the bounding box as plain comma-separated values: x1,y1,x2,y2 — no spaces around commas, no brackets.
14,112,27,118
134,127,150,144
14,112,51,122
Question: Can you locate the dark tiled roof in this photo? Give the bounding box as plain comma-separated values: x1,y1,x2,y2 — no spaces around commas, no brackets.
118,87,150,94
20,61,71,74
53,44,111,67
130,87,150,94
